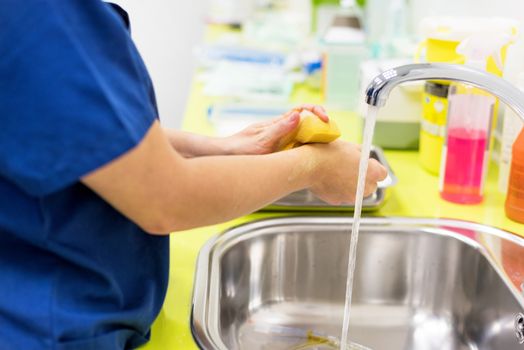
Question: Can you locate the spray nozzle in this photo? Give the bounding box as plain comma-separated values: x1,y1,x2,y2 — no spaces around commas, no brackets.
456,33,513,71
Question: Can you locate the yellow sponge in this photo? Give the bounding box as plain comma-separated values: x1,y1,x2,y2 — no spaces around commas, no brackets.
279,111,341,151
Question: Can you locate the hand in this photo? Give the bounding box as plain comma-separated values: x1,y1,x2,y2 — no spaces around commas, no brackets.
222,104,329,155
306,140,388,205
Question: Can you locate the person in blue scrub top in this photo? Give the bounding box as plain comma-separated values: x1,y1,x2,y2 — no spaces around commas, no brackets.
0,1,387,349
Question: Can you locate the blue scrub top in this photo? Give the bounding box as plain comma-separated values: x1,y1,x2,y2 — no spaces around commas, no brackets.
0,1,169,349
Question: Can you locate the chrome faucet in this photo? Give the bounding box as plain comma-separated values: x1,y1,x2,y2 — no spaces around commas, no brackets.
365,63,524,121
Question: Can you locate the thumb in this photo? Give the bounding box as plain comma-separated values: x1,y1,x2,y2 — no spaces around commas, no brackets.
270,111,300,139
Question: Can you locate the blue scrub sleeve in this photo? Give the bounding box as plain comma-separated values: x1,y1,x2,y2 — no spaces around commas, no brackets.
0,0,158,196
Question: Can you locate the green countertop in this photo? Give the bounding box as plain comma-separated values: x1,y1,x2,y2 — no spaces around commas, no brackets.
141,29,524,350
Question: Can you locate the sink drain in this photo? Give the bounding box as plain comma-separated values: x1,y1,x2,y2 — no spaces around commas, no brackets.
515,313,524,344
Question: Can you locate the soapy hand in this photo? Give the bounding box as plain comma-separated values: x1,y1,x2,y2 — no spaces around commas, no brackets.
306,141,388,205
223,104,329,155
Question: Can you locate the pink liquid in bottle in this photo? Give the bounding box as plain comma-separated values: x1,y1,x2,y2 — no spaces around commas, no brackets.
440,127,487,204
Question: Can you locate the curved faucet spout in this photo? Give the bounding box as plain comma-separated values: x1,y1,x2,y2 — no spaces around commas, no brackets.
365,63,524,123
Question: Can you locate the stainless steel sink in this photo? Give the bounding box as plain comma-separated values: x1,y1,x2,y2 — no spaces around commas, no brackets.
191,217,524,350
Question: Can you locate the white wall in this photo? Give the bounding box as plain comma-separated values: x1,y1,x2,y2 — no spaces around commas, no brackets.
111,0,206,128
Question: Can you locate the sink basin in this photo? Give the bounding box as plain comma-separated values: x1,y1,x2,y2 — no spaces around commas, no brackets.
191,217,524,350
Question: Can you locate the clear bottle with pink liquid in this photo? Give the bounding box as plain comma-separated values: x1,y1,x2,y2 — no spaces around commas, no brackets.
439,84,495,204
438,33,511,204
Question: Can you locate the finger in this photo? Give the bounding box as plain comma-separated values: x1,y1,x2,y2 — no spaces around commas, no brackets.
295,103,320,111
270,111,300,139
260,112,289,127
294,104,329,122
372,160,388,181
368,159,388,181
364,182,378,197
248,119,273,129
378,164,388,181
268,110,296,125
